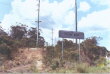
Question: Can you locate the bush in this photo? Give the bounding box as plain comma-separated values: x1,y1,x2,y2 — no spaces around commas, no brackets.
0,43,12,59
76,63,89,73
51,59,60,70
0,35,20,59
44,46,54,63
95,57,106,68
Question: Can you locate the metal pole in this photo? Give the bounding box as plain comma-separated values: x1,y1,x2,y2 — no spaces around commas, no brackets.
75,0,78,44
36,0,40,47
62,38,64,60
52,28,54,58
79,39,80,62
52,28,53,46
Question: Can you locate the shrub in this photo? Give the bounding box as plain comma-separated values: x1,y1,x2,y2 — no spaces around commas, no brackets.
0,43,12,59
51,59,60,70
95,57,106,68
76,63,89,73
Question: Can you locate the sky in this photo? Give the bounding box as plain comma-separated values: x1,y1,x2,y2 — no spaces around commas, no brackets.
0,0,110,50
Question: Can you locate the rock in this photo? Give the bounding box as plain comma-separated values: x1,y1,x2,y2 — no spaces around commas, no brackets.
35,60,44,70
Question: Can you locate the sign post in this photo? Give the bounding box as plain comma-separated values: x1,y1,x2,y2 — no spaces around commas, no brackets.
59,30,84,39
62,38,64,60
59,30,84,62
79,39,81,62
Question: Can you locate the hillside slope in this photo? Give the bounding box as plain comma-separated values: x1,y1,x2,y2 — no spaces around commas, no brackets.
0,48,46,73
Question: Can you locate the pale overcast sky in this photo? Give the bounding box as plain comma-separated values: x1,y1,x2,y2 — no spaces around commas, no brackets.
0,0,110,50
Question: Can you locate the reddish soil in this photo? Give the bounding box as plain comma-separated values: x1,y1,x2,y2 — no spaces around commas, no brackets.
0,48,46,73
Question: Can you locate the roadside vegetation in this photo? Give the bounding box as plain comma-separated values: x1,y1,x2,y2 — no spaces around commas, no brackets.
0,24,110,73
0,24,45,60
47,63,110,73
43,37,109,73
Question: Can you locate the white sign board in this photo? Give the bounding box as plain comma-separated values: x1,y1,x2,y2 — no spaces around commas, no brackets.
59,30,84,39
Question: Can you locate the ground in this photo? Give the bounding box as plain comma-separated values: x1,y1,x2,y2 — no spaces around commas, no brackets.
0,48,46,73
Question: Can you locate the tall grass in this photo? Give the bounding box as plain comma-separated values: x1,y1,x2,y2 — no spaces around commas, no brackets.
47,62,110,73
75,63,89,73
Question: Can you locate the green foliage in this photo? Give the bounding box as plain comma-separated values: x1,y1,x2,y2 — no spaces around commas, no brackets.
0,24,109,73
10,25,27,40
0,27,7,36
56,39,77,50
95,57,106,68
44,39,79,70
51,59,59,70
76,63,89,73
38,36,45,47
10,25,45,48
81,36,107,65
49,67,76,73
54,39,78,61
48,63,110,73
28,27,45,47
28,27,38,39
0,43,11,58
30,64,39,73
44,46,54,66
44,37,108,72
87,66,110,73
0,24,45,60
0,35,19,59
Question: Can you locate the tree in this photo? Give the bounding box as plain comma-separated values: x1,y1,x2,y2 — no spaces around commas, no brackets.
10,25,27,40
0,24,46,61
54,39,77,60
28,27,45,47
0,35,16,59
28,27,38,39
38,36,45,47
55,39,76,50
0,26,7,36
81,36,108,65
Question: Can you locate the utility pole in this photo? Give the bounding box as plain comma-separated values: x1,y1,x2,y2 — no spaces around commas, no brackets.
75,0,81,62
52,28,53,47
75,0,78,44
52,28,54,58
36,0,40,47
